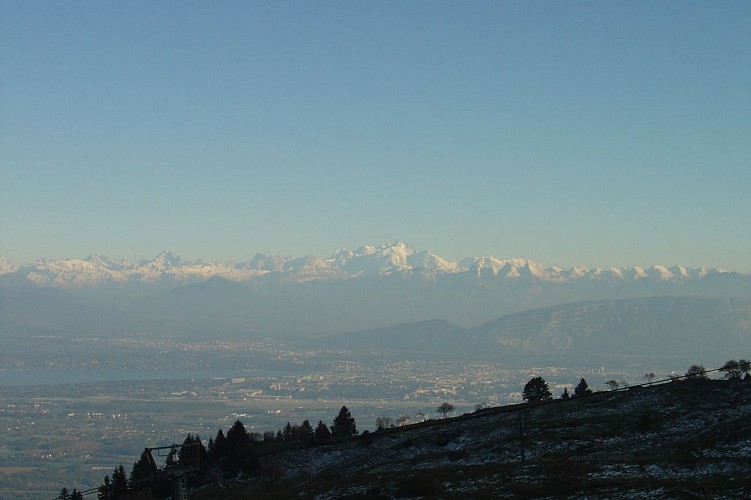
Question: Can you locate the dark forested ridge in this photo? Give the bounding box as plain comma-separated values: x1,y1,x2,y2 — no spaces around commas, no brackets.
197,378,751,499
67,370,751,499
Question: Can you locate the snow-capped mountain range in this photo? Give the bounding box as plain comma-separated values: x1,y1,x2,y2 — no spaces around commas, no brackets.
3,242,751,341
0,241,739,288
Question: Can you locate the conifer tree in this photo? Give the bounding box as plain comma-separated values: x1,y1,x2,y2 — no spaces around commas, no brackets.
282,422,294,441
223,419,258,472
213,428,227,459
331,406,357,437
178,433,206,469
226,420,250,460
315,420,331,443
522,376,552,403
97,474,113,500
112,465,128,498
573,378,593,398
298,419,315,442
129,450,153,485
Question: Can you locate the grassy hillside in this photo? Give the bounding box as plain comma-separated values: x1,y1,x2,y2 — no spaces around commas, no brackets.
190,379,751,499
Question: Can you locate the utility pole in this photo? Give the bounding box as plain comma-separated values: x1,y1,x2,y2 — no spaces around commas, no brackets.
518,412,525,462
143,443,200,500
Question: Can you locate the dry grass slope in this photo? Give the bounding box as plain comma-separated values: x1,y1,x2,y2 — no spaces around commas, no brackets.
191,380,751,499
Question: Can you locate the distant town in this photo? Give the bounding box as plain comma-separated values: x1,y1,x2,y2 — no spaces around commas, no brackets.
1,335,631,498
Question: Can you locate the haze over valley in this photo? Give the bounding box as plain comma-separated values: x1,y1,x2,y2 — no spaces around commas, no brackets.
3,242,751,349
2,2,750,497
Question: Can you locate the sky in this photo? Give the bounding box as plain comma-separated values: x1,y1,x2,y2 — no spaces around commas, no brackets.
1,1,750,270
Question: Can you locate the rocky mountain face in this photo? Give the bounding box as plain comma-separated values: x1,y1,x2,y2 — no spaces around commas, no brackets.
190,380,751,499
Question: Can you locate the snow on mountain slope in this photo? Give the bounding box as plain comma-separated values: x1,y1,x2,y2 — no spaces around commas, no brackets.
0,258,17,275
0,241,743,288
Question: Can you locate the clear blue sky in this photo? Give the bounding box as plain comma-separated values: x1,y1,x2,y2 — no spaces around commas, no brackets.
1,1,749,270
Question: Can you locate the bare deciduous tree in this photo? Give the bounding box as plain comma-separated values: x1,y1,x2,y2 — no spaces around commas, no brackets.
437,402,455,419
685,364,708,380
375,417,393,430
720,359,750,380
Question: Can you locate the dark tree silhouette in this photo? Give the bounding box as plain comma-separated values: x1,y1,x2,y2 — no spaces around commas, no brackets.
296,419,315,442
97,474,113,500
720,359,744,379
129,449,153,485
263,431,276,443
59,487,83,500
685,364,708,380
561,388,570,399
282,422,294,441
573,378,592,398
224,420,258,472
112,465,128,497
742,359,751,377
522,376,552,403
315,420,331,443
331,406,357,437
437,402,455,419
179,433,206,469
164,447,178,470
226,420,249,449
644,372,656,385
212,428,227,459
376,416,393,430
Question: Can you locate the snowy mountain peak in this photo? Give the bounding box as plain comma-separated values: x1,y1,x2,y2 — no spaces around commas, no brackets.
0,257,16,275
647,265,674,281
1,243,742,288
462,256,550,278
145,250,182,270
84,254,129,270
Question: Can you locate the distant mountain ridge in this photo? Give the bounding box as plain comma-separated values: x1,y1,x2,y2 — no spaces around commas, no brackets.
3,242,751,342
320,297,751,366
0,242,742,288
